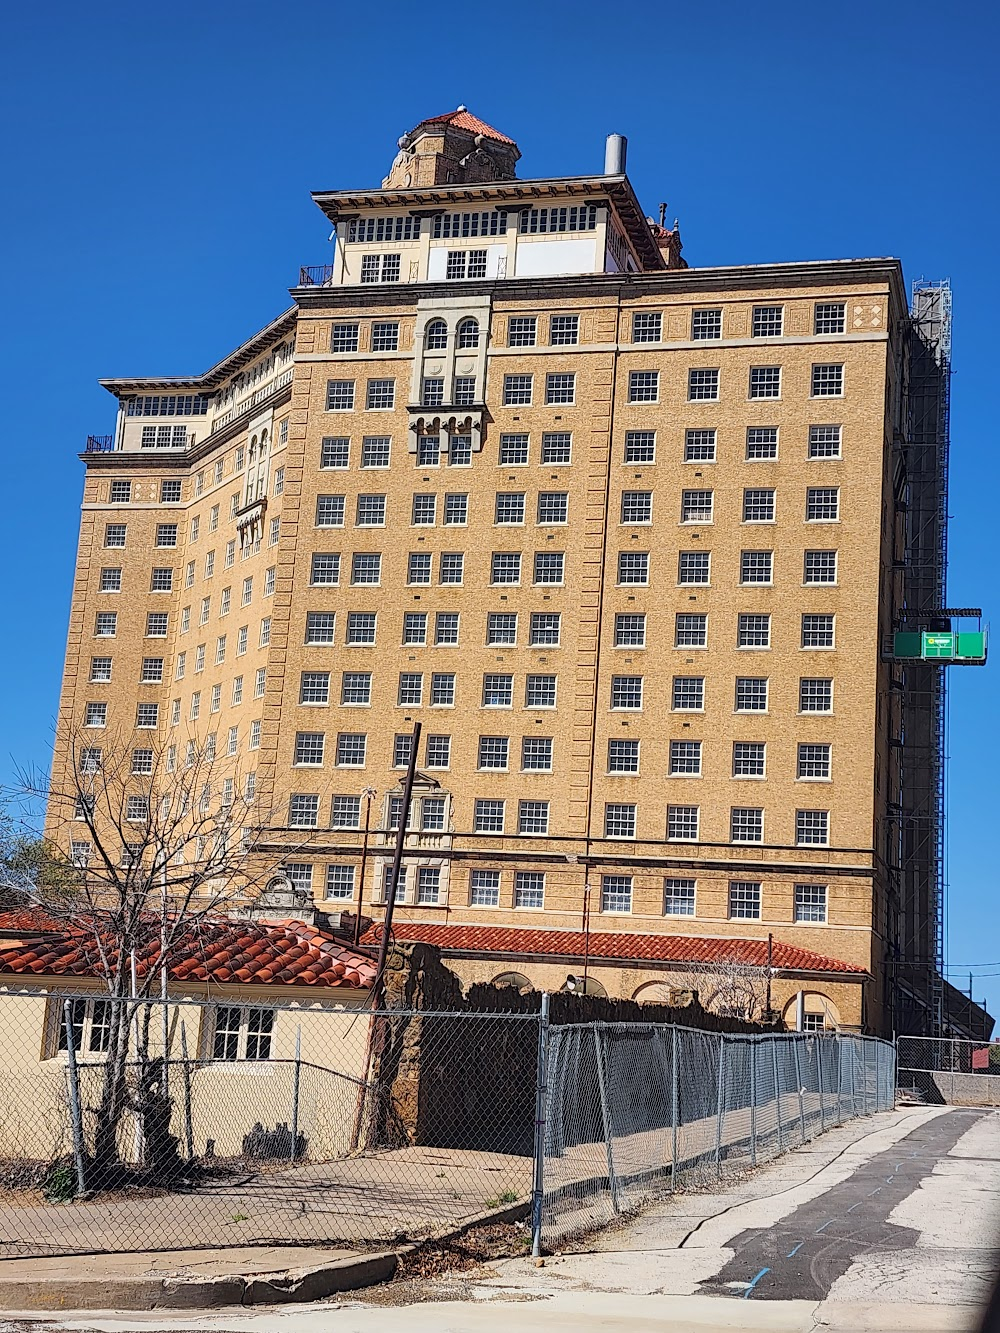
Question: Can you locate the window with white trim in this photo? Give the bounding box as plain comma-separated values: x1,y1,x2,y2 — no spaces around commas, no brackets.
294,732,325,766
525,674,556,707
310,553,341,587
550,314,579,345
342,671,373,705
667,804,699,841
741,550,773,584
749,366,781,399
491,552,521,584
482,673,514,707
632,311,662,342
672,676,704,711
729,880,761,918
346,611,376,644
808,425,842,458
738,613,771,649
675,612,707,647
618,551,649,585
611,675,643,710
688,368,719,400
351,553,381,585
691,309,722,340
518,802,549,836
336,733,367,767
665,878,696,916
678,551,710,585
802,614,835,648
811,364,844,396
366,379,395,410
499,432,529,464
624,430,655,463
794,883,828,922
331,323,359,352
359,253,401,284
681,489,713,522
804,550,837,584
685,428,716,462
470,869,501,907
614,613,645,647
731,809,764,844
814,303,845,334
545,373,575,405
627,370,658,402
601,872,633,909
799,677,833,712
798,743,831,779
474,799,505,833
735,676,768,711
746,426,778,460
743,488,775,522
752,305,783,337
514,870,545,907
530,612,561,645
507,316,537,347
806,487,840,521
796,809,829,845
669,739,702,775
608,738,639,773
503,375,533,406
733,741,766,777
488,612,518,643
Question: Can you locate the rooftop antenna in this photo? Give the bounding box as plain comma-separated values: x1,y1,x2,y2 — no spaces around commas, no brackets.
658,202,668,228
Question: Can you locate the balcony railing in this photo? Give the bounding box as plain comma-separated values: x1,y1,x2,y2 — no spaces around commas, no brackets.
84,435,116,452
298,264,335,287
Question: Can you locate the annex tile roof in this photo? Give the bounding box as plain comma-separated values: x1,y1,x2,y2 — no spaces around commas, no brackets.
361,922,863,976
418,109,516,145
0,913,376,990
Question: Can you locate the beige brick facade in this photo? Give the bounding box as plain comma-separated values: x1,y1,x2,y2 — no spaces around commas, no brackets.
52,118,923,1035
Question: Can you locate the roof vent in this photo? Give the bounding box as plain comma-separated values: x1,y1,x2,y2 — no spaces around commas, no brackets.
604,133,627,175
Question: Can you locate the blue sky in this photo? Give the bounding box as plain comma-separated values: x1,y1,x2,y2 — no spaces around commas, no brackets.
2,0,996,1009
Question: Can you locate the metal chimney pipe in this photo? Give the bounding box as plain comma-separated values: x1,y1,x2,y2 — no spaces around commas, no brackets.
604,133,627,176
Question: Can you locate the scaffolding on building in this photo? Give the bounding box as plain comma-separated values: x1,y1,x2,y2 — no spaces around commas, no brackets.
889,279,952,1035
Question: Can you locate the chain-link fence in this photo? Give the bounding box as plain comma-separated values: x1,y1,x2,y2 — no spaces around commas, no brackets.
0,992,539,1258
897,1035,1000,1107
0,990,896,1260
541,1021,895,1243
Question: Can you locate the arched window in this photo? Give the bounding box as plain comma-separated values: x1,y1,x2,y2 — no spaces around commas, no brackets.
260,429,268,457
457,317,480,349
492,971,532,991
561,975,607,997
248,436,257,465
425,319,448,351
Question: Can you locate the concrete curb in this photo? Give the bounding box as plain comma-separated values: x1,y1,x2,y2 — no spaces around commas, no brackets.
0,1249,403,1311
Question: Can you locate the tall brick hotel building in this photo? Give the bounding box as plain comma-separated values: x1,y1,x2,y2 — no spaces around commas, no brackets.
53,109,968,1035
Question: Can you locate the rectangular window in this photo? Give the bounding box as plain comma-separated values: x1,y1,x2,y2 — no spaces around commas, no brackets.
545,373,575,405
109,480,131,503
804,550,838,584
681,489,713,523
474,799,505,833
808,424,842,459
677,551,710,586
738,613,771,648
435,611,460,644
351,553,382,585
300,671,330,704
392,734,414,769
331,322,359,353
503,375,533,406
618,551,649,585
316,495,346,527
100,568,122,592
356,494,387,527
525,675,557,707
487,612,518,644
305,613,337,645
608,738,640,773
688,368,719,400
397,672,423,705
519,205,597,234
811,364,844,397
402,611,427,645
752,305,784,337
421,378,444,407
426,734,451,768
145,612,167,636
454,376,476,406
446,248,487,279
325,865,356,901
366,378,395,410
514,870,545,908
799,677,833,712
733,741,766,777
806,487,840,521
796,809,829,846
731,809,764,844
499,432,529,465
522,736,553,772
140,657,163,683
482,673,513,707
802,614,835,648
491,552,521,585
741,550,773,584
294,732,325,766
691,309,722,340
161,479,182,503
798,743,831,779
332,795,362,829
477,734,507,771
417,867,441,904
104,524,127,548
735,676,769,712
814,303,846,334
416,435,440,466
541,431,572,464
550,314,579,345
408,552,432,585
621,491,652,525
684,428,716,462
627,370,659,402
342,671,373,705
90,656,113,682
84,701,107,728
632,311,662,342
470,869,501,908
233,677,244,705
672,676,704,710
289,794,320,828
794,883,828,922
336,733,367,767
518,806,549,843
370,320,399,351
533,551,564,584
495,490,525,523
743,488,776,523
675,612,707,647
611,675,643,710
444,493,468,525
624,430,655,463
729,880,762,919
537,492,569,525
310,553,341,586
320,437,350,471
604,807,636,840
665,878,696,916
749,366,781,399
420,798,446,833
449,434,473,466
669,740,702,775
411,494,436,526
360,253,401,283
431,673,455,705
507,316,537,347
614,613,645,647
439,552,464,584
743,427,779,463
325,381,355,412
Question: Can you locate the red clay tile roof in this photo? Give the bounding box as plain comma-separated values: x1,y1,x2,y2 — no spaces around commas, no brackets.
0,908,66,934
417,109,516,145
361,922,863,976
0,914,376,990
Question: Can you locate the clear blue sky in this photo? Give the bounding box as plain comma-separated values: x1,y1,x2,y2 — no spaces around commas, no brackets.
2,0,996,1008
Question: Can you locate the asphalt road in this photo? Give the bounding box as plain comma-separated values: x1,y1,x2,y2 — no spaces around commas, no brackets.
3,1104,998,1333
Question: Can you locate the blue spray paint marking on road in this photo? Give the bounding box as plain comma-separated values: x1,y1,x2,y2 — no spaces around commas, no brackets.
868,1187,882,1196
787,1243,804,1257
814,1220,833,1233
846,1201,863,1213
743,1268,771,1298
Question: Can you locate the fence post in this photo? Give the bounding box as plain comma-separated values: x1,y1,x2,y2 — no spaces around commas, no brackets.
670,1025,679,1189
817,1035,826,1132
793,1037,806,1143
951,1038,956,1106
62,1001,87,1198
749,1037,757,1167
531,992,550,1259
290,1025,302,1161
851,1037,858,1116
594,1024,620,1211
179,1020,195,1161
772,1037,782,1152
714,1035,727,1178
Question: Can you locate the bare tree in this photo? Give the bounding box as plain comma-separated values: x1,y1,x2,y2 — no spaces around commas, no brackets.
697,959,771,1022
1,726,309,1186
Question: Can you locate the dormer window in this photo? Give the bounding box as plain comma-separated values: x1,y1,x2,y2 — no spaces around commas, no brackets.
425,320,448,350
